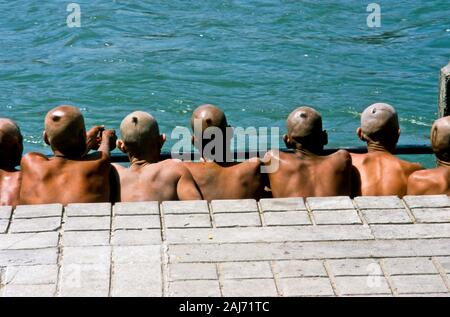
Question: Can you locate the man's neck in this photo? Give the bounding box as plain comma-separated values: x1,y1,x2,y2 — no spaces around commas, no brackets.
129,152,160,166
291,144,322,156
53,150,82,160
437,158,450,168
0,164,17,172
366,142,394,154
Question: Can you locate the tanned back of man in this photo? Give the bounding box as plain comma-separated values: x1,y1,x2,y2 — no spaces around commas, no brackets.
264,106,352,198
183,104,265,201
351,103,423,197
19,105,117,205
407,116,450,195
112,111,202,202
0,119,23,206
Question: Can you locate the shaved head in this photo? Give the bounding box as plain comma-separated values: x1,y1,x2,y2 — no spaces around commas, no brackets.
0,118,23,167
431,116,450,161
287,106,323,140
120,111,161,155
44,105,86,157
360,103,399,145
191,104,228,132
284,106,327,152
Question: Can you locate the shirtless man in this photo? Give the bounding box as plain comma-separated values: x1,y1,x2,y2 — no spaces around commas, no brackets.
19,105,117,205
183,104,264,200
264,106,352,198
407,116,450,195
113,111,202,202
351,103,423,197
0,119,23,206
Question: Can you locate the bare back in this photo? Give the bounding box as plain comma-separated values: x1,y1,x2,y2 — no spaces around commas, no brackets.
184,160,264,201
351,152,423,197
113,159,202,202
19,152,111,205
407,167,450,196
265,150,352,198
0,169,21,206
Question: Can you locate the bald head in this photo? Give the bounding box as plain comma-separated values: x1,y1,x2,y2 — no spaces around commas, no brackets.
360,103,399,145
191,104,228,132
44,105,86,157
0,118,23,168
287,107,323,140
119,111,161,155
431,116,450,161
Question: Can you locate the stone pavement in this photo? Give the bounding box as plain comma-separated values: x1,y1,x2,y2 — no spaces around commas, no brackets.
1,195,450,297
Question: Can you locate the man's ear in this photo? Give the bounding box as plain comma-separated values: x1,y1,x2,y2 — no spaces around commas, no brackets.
283,134,290,147
43,131,50,146
322,130,328,146
159,133,166,149
117,139,127,153
356,128,365,141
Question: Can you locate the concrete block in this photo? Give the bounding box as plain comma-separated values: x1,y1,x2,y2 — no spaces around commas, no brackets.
62,231,110,247
354,196,404,209
220,261,273,279
64,216,110,231
412,208,450,223
306,197,354,211
0,232,59,250
371,224,450,239
403,195,450,209
328,259,382,276
0,206,12,219
211,199,258,213
263,211,311,226
9,217,61,233
65,203,111,217
114,215,160,230
165,214,211,228
4,284,56,297
222,279,278,297
0,220,8,233
313,210,361,225
111,230,162,246
111,263,162,297
391,275,447,294
113,202,159,215
259,198,306,212
169,280,221,297
0,248,58,266
63,246,111,264
14,204,63,219
362,209,412,224
113,245,161,264
335,276,391,295
214,213,261,228
162,200,209,214
169,263,217,281
5,265,58,285
278,277,334,296
59,263,110,297
273,260,327,278
382,257,437,275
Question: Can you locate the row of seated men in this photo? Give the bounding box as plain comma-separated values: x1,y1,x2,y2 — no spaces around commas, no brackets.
0,103,449,206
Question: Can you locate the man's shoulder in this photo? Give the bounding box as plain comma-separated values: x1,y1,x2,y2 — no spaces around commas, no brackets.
21,152,49,165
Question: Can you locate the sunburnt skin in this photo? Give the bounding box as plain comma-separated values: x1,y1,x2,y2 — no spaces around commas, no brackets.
351,103,423,197
264,106,352,198
19,105,117,206
407,116,450,195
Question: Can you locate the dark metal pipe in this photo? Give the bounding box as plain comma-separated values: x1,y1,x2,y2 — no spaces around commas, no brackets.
107,144,433,163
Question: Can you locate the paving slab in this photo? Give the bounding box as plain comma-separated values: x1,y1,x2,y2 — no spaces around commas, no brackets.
14,204,63,219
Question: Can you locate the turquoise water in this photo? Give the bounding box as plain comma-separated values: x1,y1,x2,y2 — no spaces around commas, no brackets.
0,0,449,167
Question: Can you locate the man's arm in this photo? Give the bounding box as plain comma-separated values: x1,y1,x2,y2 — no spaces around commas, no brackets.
177,166,203,200
97,129,117,159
